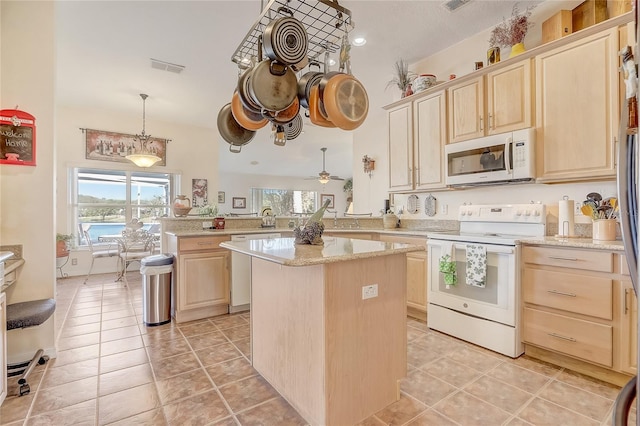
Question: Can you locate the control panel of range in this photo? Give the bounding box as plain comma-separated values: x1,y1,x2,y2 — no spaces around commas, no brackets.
459,204,545,223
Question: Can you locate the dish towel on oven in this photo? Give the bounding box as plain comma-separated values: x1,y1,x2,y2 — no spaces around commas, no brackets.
466,244,487,288
438,241,457,286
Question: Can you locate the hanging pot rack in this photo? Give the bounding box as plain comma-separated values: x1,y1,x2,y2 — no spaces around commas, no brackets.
231,0,353,70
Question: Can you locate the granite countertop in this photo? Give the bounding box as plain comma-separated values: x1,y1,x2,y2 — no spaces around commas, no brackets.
520,236,626,251
166,228,441,238
220,236,424,267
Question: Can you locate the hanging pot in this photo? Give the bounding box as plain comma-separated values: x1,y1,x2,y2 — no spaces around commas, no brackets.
217,103,255,153
297,62,323,109
250,59,298,112
263,12,308,67
318,71,343,119
237,68,263,115
231,91,268,131
322,73,369,130
263,96,300,124
308,85,335,128
284,114,303,140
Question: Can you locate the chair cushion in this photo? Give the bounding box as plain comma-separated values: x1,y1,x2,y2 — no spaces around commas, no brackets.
7,299,56,330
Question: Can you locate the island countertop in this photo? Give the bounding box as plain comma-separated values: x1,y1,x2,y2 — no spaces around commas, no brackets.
220,236,423,266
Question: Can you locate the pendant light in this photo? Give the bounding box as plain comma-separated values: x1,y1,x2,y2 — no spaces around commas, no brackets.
126,93,161,167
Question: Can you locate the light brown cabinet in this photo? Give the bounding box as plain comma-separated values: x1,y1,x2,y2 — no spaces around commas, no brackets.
522,244,634,386
378,234,427,320
167,234,230,323
535,27,619,182
447,59,533,143
386,90,447,192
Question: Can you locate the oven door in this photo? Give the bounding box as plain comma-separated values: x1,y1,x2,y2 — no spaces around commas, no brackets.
427,240,518,326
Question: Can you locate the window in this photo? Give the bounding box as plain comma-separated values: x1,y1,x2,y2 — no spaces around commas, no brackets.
250,188,317,216
73,168,179,245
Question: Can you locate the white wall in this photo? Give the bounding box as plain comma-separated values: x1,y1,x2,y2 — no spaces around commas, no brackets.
351,0,620,226
1,1,56,362
56,105,218,277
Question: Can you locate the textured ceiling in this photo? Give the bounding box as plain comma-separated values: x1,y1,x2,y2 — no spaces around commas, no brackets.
55,0,542,178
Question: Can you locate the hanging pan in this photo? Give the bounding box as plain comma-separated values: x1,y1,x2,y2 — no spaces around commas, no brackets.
322,73,369,130
308,85,335,128
297,61,323,109
284,114,303,140
263,8,309,68
217,103,255,153
263,97,300,124
250,59,298,112
231,91,268,131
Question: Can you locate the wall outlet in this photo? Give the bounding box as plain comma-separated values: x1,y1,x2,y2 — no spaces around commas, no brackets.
575,202,582,215
202,221,213,229
71,258,78,266
362,284,378,300
440,204,448,215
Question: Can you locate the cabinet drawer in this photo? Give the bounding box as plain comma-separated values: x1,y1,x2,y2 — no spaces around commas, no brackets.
379,234,427,248
522,246,613,273
523,268,612,319
523,307,612,366
179,236,229,252
619,254,630,276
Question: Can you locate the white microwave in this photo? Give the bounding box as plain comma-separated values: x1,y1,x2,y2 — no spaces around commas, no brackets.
445,128,536,187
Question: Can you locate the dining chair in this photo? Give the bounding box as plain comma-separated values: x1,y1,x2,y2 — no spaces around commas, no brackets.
117,229,156,280
83,229,120,284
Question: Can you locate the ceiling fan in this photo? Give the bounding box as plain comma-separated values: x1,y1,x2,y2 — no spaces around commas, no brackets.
308,147,344,183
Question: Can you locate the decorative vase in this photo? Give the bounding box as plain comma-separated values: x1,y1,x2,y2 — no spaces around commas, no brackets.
56,240,69,258
487,47,500,65
173,195,192,217
509,42,526,58
383,213,398,229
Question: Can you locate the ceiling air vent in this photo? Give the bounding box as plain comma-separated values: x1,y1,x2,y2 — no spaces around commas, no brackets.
442,0,472,12
150,58,185,74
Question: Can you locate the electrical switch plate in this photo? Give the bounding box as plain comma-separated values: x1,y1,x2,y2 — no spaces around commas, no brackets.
362,284,378,300
203,221,213,229
440,204,448,215
71,258,78,266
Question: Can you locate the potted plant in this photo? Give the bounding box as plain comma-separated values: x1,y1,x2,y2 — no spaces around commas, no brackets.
489,4,536,58
56,233,73,258
386,59,416,98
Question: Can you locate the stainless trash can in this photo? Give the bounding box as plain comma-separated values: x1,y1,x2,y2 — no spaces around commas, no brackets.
140,253,173,326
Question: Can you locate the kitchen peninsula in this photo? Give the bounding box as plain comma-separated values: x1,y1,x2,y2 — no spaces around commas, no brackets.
221,236,422,426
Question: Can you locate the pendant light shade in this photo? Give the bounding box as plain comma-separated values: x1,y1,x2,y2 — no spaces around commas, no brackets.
126,94,161,167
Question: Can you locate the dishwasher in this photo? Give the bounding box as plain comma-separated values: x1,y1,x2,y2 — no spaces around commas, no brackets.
230,233,280,313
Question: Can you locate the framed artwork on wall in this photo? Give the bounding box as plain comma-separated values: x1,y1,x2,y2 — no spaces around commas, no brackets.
83,128,168,166
218,191,226,204
232,197,246,209
320,194,335,209
192,179,208,207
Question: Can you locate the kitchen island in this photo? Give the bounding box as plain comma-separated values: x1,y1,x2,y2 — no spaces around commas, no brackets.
221,236,422,426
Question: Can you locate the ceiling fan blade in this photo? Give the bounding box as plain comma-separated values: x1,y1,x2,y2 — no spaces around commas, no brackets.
329,176,344,180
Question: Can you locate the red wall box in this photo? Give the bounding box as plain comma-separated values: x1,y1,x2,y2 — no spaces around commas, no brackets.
0,109,36,166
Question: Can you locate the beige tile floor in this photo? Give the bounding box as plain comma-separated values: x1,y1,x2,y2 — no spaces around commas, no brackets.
0,272,635,425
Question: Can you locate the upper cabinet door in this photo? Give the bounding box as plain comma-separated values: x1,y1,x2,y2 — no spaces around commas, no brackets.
447,76,484,143
387,103,414,191
414,90,447,190
486,59,533,135
535,28,618,182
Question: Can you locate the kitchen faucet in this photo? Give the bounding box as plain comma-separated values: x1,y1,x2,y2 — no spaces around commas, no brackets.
326,209,338,228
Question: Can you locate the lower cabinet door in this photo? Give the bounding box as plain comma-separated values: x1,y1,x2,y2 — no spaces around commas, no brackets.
619,280,637,375
178,251,229,311
407,251,427,313
523,307,613,367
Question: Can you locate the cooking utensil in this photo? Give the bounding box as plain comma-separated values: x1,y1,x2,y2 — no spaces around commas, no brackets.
321,73,369,130
297,61,323,109
586,192,603,203
308,85,335,128
263,96,300,124
231,90,268,131
271,123,287,146
237,67,263,114
580,204,596,219
263,10,309,67
250,59,298,112
283,114,303,140
217,103,256,153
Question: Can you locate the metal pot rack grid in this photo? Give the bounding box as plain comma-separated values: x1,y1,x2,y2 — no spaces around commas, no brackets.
231,0,353,69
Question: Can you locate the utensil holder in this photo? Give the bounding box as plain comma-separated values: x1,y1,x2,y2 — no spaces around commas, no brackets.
592,219,616,241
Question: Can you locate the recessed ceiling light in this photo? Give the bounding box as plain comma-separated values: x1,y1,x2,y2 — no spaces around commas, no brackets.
352,37,367,46
328,58,336,66
250,160,259,165
241,57,251,64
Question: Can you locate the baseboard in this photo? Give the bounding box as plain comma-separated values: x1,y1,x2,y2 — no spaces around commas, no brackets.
7,346,57,365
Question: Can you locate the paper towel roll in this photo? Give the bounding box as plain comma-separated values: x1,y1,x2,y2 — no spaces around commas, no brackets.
558,198,575,237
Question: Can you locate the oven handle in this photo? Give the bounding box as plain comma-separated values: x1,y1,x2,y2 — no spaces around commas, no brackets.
429,241,515,255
